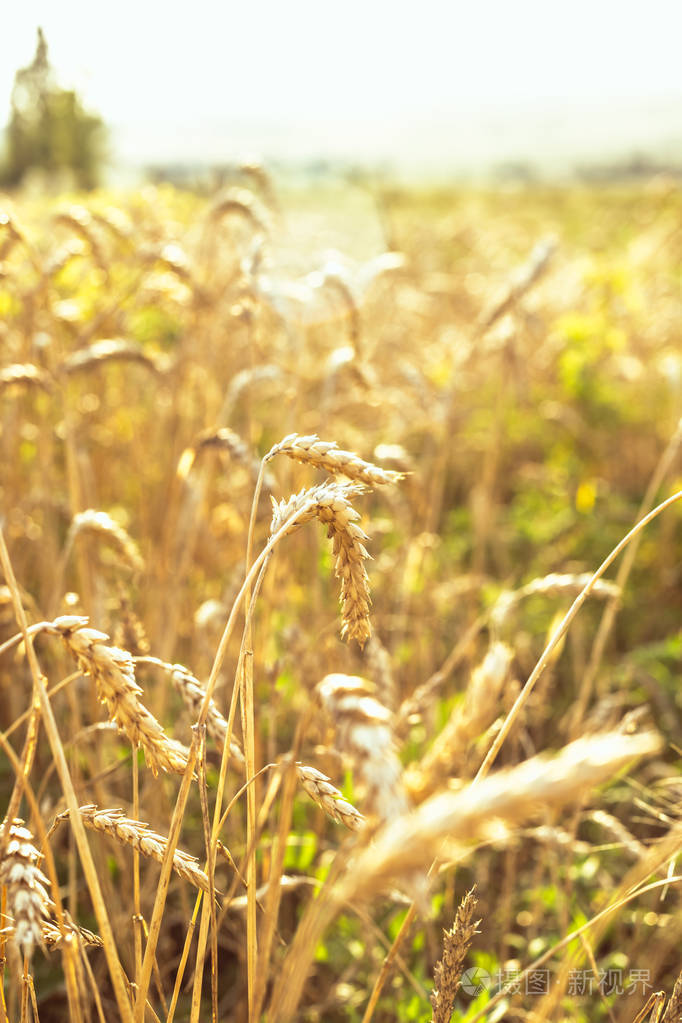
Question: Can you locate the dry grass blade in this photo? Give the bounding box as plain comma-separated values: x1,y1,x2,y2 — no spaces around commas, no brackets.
51,615,189,776
56,806,216,899
68,509,145,576
271,481,372,646
58,339,164,375
267,433,405,487
296,764,365,831
317,673,408,821
0,819,52,962
430,886,480,1023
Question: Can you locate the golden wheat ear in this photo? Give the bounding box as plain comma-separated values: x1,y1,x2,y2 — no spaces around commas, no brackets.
0,820,52,962
270,481,373,646
50,616,190,776
430,887,481,1023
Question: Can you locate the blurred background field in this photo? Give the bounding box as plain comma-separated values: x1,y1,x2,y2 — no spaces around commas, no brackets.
2,5,682,1023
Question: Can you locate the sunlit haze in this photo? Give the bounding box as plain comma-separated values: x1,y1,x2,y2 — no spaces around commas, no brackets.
4,0,682,175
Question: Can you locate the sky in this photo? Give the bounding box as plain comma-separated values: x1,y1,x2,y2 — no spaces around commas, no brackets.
3,1,682,174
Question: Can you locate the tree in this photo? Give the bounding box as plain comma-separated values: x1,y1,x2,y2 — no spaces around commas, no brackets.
1,28,107,189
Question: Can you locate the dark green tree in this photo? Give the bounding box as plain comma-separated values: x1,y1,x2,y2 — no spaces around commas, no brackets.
1,28,107,189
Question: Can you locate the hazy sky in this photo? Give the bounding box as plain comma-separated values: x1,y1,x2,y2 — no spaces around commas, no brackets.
3,1,682,170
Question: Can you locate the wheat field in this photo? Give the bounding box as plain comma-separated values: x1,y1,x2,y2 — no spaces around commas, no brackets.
1,172,682,1022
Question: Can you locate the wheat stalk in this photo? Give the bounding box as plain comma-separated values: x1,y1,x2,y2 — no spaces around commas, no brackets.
0,819,51,961
266,433,404,487
51,615,189,776
271,482,372,646
57,806,215,898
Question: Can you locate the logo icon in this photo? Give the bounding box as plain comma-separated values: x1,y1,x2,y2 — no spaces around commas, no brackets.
461,967,491,996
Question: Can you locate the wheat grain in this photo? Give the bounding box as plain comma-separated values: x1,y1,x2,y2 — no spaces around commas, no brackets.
51,615,189,776
113,593,150,656
430,887,480,1023
53,205,105,268
296,764,365,831
58,806,215,898
266,433,404,487
0,820,51,961
271,482,372,646
0,210,26,260
477,235,556,334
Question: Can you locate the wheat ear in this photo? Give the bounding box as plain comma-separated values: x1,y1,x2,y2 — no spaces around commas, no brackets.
0,364,53,393
296,764,365,831
317,673,408,821
266,433,404,487
430,887,480,1023
347,730,661,901
0,820,51,961
51,616,189,776
271,482,372,646
68,509,145,576
663,970,682,1022
57,806,215,898
167,662,245,768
